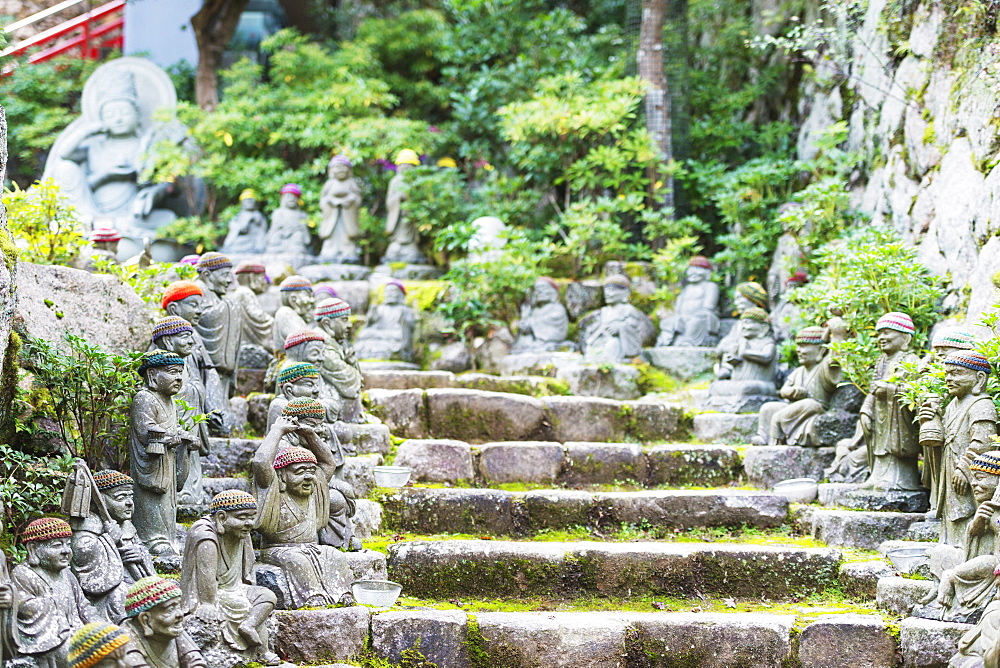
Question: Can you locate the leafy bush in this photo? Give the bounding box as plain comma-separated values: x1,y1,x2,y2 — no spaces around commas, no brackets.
4,178,88,265
0,444,74,558
92,257,197,309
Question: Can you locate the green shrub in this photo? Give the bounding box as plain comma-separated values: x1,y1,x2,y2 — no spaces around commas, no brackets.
0,444,74,559
3,178,88,265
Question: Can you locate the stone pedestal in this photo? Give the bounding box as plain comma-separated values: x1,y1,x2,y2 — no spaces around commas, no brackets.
373,264,443,280
643,346,716,381
298,263,373,282
499,351,582,376
702,379,779,414
819,483,930,512
255,551,387,610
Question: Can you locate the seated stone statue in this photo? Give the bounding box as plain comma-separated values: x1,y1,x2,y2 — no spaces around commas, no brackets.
383,149,425,264
321,479,362,551
579,275,644,364
67,621,131,668
180,491,280,665
318,155,362,264
314,298,365,423
79,227,122,271
283,330,327,369
122,577,206,668
657,256,721,347
12,518,99,667
715,282,768,366
704,308,778,413
194,252,242,399
272,276,315,353
265,184,311,256
231,262,274,357
354,280,416,362
510,277,572,354
222,190,268,255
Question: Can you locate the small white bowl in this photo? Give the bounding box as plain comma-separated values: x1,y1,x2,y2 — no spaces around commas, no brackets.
352,579,403,607
886,546,929,573
374,465,412,488
773,477,819,504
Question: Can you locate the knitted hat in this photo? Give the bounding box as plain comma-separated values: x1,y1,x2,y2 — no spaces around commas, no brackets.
395,149,420,166
209,490,257,514
239,189,257,201
971,452,1000,476
604,274,631,289
22,517,72,543
234,261,266,275
68,622,130,668
196,252,232,272
875,312,915,334
280,183,302,196
795,326,827,345
281,397,325,418
536,277,558,291
178,255,200,267
89,227,121,243
280,275,313,292
125,577,181,617
138,350,185,375
314,284,339,300
93,470,133,491
284,330,326,350
277,362,320,384
689,256,712,270
945,350,991,374
437,157,457,168
273,446,319,470
161,281,203,310
315,298,351,320
384,279,407,296
932,328,977,351
151,316,194,342
786,270,808,287
736,282,768,309
330,154,353,168
740,307,770,323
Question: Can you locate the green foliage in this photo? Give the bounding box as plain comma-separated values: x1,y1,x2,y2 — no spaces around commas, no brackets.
0,444,74,559
3,178,88,265
544,194,650,277
93,258,197,309
402,165,471,256
898,358,946,411
156,216,225,253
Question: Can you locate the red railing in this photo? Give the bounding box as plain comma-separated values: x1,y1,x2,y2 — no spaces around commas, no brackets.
1,0,124,65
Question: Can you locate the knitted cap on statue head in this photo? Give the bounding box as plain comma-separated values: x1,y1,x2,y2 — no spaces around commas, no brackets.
125,576,181,617
161,280,202,310
933,327,977,350
89,227,121,243
316,298,351,320
151,315,194,342
945,350,992,374
795,326,827,345
22,517,73,543
875,312,915,334
395,149,420,166
736,282,768,309
68,622,131,668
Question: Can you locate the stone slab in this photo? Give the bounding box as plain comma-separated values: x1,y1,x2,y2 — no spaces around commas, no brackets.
877,577,935,616
342,453,383,498
798,614,897,668
560,441,646,485
477,441,563,484
624,400,685,441
555,363,642,400
297,263,372,281
373,263,443,280
820,483,931,513
353,499,383,538
476,611,633,668
899,617,972,668
543,395,627,442
393,439,474,483
274,607,371,663
337,421,391,456
371,610,470,668
203,437,259,477
363,369,455,390
742,446,835,489
645,443,741,487
693,413,758,443
838,561,896,600
643,346,717,381
426,388,546,442
498,351,584,376
360,360,421,371
365,388,427,439
795,507,927,549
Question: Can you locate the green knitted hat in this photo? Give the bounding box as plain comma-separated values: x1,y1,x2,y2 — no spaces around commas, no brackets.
277,362,320,385
282,397,325,417
735,282,768,309
740,307,770,323
125,577,181,617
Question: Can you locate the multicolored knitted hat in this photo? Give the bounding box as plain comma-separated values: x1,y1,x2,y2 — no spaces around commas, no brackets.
93,470,133,491
138,350,185,375
945,350,992,374
604,274,631,288
151,316,194,342
234,261,266,275
314,283,339,300
209,490,257,514
971,452,1000,476
740,307,770,323
22,517,72,543
196,252,232,272
933,328,976,351
875,312,915,334
161,281,203,310
273,446,319,470
736,282,768,309
384,279,407,296
281,183,302,197
89,227,121,243
239,189,258,201
795,326,827,345
315,298,351,320
68,622,130,668
277,362,320,384
689,256,712,270
330,154,353,168
281,397,325,418
125,577,181,617
280,275,313,292
284,330,326,350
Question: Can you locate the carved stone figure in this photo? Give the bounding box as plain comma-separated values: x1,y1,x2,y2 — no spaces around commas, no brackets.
770,271,808,342
231,262,274,355
0,500,14,665
383,149,425,264
318,155,362,264
222,190,268,255
354,280,416,362
860,312,922,492
704,308,778,413
82,228,122,270
466,216,507,262
314,298,364,423
282,330,327,368
266,184,311,256
656,256,721,347
12,518,98,667
714,281,769,371
579,275,644,364
272,277,315,354
194,252,242,399
67,621,131,668
122,577,206,668
511,277,572,354
320,479,361,551
268,362,328,427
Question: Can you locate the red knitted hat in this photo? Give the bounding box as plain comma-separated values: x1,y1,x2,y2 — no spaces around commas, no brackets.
161,281,203,310
284,330,326,350
22,517,72,543
273,446,318,469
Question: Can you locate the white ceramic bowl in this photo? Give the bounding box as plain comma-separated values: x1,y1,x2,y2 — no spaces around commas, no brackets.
352,579,403,607
886,546,929,573
773,477,819,504
374,465,412,488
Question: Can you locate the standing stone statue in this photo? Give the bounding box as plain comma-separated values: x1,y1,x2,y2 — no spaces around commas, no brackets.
318,155,362,264
129,351,193,557
860,312,922,492
0,500,15,665
656,256,721,347
12,518,98,667
354,280,416,362
222,190,268,255
194,252,242,399
179,491,280,665
510,277,572,354
232,262,274,357
704,308,778,413
272,276,315,354
67,621,131,668
579,275,644,364
265,184,311,256
315,298,364,423
383,149,425,264
122,577,206,668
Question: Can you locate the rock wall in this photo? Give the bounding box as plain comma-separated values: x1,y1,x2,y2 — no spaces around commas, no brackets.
0,106,18,380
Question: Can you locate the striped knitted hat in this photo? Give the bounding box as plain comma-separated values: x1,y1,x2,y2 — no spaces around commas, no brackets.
273,446,318,470
284,330,326,350
315,298,351,320
277,362,320,384
933,328,976,351
139,351,185,375
151,316,194,342
281,397,325,417
972,452,1000,476
196,252,232,272
22,517,72,543
314,284,339,300
876,312,915,334
89,227,121,243
161,280,203,310
280,275,313,292
385,279,407,296
125,577,181,617
740,307,770,323
68,622,130,668
945,350,991,374
795,327,827,345
93,470,133,491
234,261,266,275
209,490,257,514
786,270,808,287
689,256,712,270
736,282,768,309
281,183,302,197
604,274,631,288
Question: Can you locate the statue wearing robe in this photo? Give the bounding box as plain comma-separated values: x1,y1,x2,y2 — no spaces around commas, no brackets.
71,515,153,623
861,349,921,491
12,564,96,667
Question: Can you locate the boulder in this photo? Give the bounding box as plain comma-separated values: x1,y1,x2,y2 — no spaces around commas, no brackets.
246,392,272,435
877,576,935,616
645,444,741,487
393,439,474,483
426,388,546,442
429,341,472,372
643,346,716,381
365,388,427,439
337,422,391,455
342,453,382,498
353,499,383,538
564,281,603,320
899,617,972,668
274,607,371,663
202,437,260,477
798,614,897,668
796,507,926,549
477,441,563,484
371,610,470,668
560,442,646,485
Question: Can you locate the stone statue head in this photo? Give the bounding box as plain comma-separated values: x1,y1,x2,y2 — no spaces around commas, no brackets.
276,362,321,400
68,622,131,668
279,276,315,315
234,262,268,294
126,577,185,641
685,256,712,284
195,252,234,296
315,298,352,340
970,451,1000,505
151,316,195,357
329,154,353,179
163,280,205,326
944,351,991,399
532,277,558,305
280,183,301,210
94,470,135,524
89,227,122,254
239,188,258,211
739,308,771,339
209,490,257,540
139,351,185,395
395,149,419,175
284,330,326,366
874,312,914,355
931,327,976,362
22,517,73,572
603,275,631,305
794,327,828,368
99,73,141,138
273,444,320,499
733,282,768,314
383,280,406,305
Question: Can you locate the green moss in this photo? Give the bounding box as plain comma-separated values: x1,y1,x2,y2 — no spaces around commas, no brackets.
635,362,681,394
922,120,936,146
0,226,17,275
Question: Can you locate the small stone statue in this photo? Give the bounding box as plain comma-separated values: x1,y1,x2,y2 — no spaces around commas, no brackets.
467,216,507,262
179,491,281,665
714,281,769,372
12,518,98,667
657,256,721,347
314,298,365,423
129,351,194,557
122,577,206,668
383,149,425,264
268,363,328,427
67,621,131,668
266,184,311,256
704,308,778,413
318,155,362,264
222,190,268,255
283,330,327,368
0,500,14,665
86,227,122,268
580,275,644,364
354,280,416,362
232,262,274,357
858,312,922,491
770,271,808,342
320,479,362,551
510,277,572,354
194,252,242,399
272,276,315,353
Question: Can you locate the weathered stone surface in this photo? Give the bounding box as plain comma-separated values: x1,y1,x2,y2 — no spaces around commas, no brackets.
0,107,14,395
643,346,716,381
877,576,935,616
429,341,472,372
560,441,646,485
274,607,371,663
372,610,470,668
338,421,391,455
393,439,474,483
247,392,272,434
343,453,382,498
202,437,259,477
426,388,546,442
899,617,972,668
478,611,630,667
453,373,564,396
907,519,942,542
838,561,896,599
353,499,383,538
477,441,563,484
365,388,427,438
520,489,593,531
626,400,685,441
592,490,788,530
798,614,897,668
363,369,454,390
498,351,582,377
564,280,603,320
297,264,372,282
543,395,626,442
796,507,926,549
382,487,520,536
555,363,641,400
202,477,249,497
743,446,835,489
693,413,758,443
820,483,931,513
646,443,740,487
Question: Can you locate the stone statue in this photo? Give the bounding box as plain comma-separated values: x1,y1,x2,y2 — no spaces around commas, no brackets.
860,312,922,492
129,351,194,557
282,330,327,368
267,363,329,428
467,216,507,262
579,275,644,364
231,262,274,356
714,281,769,371
179,491,281,665
12,518,98,667
83,228,122,269
221,190,268,255
313,283,339,302
0,500,14,665
314,298,365,423
320,479,362,551
770,271,808,342
656,256,721,347
704,308,778,413
383,149,425,264
275,339,342,424
122,577,206,668
194,252,242,399
265,184,311,256
272,276,315,354
251,401,354,608
67,621,131,668
318,155,362,264
510,277,572,354
353,280,416,362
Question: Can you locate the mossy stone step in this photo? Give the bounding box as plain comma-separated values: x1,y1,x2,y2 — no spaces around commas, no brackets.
793,507,927,550
387,540,842,600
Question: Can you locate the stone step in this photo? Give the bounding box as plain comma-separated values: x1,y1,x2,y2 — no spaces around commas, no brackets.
362,368,570,397
742,445,836,488
380,488,788,535
386,540,842,600
392,438,741,487
793,507,927,549
693,412,757,443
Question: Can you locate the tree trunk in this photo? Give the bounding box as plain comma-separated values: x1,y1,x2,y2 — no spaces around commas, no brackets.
637,0,671,211
191,0,250,111
665,0,690,216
